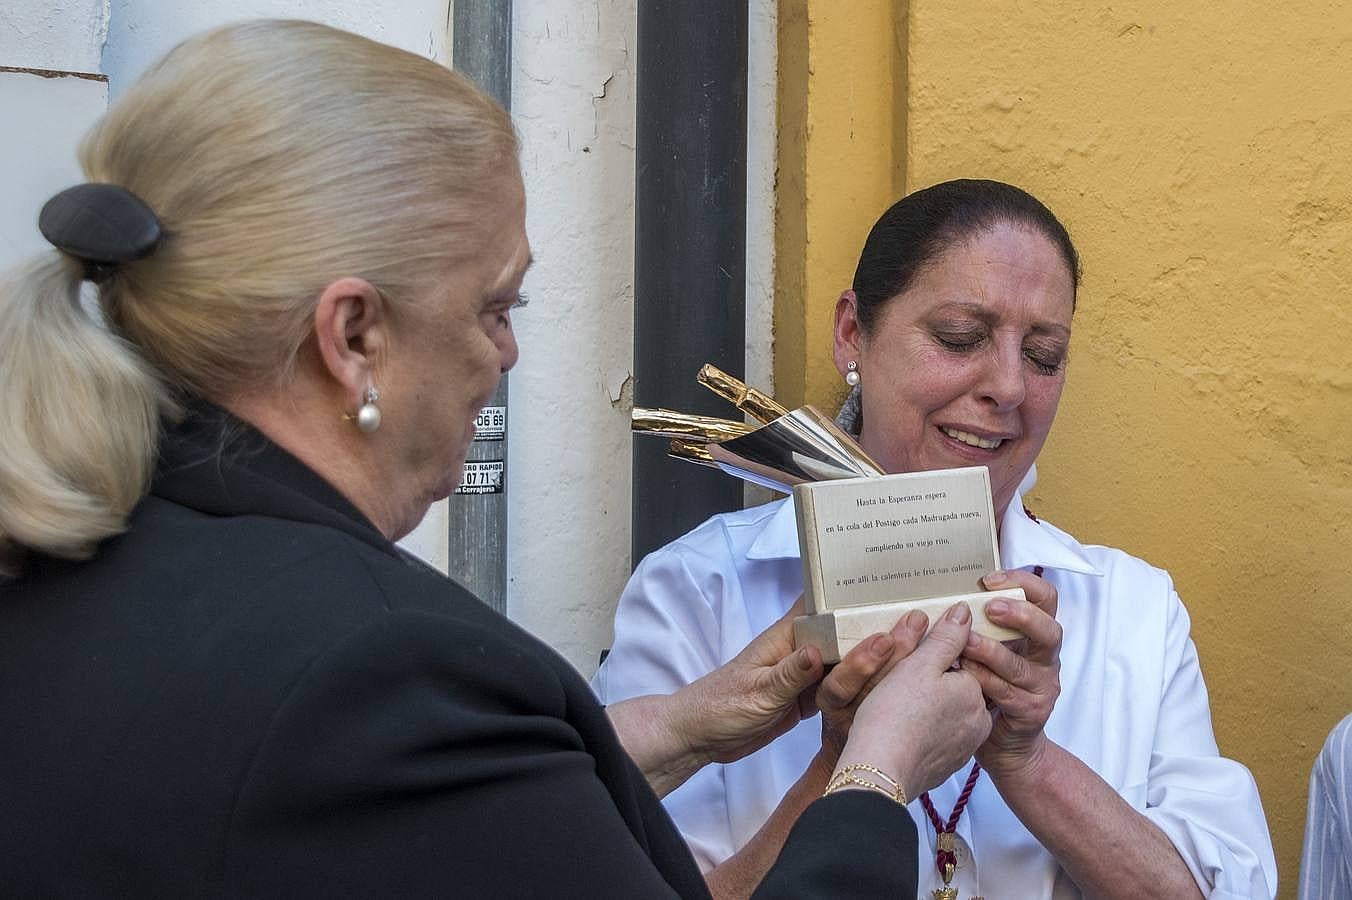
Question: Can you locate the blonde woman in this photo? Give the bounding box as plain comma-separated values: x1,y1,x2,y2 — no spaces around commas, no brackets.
0,21,993,897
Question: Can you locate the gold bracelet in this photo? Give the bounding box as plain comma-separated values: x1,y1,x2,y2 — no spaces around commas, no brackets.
825,765,903,800
822,767,908,800
835,763,902,793
824,766,909,806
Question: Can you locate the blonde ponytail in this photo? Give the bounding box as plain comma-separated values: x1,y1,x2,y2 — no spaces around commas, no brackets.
0,254,172,573
0,20,515,572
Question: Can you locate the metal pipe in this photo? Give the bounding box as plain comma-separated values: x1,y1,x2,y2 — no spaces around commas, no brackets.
632,0,749,563
449,0,512,614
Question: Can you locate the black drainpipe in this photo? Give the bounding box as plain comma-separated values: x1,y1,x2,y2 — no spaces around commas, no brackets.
632,2,749,564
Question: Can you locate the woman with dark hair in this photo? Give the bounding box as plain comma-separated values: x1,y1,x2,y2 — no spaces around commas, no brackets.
596,180,1278,899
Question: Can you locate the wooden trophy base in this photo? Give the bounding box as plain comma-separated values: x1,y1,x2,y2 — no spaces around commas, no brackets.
792,588,1025,664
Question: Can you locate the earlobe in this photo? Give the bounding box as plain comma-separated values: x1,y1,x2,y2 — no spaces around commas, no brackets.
312,277,387,406
832,289,864,378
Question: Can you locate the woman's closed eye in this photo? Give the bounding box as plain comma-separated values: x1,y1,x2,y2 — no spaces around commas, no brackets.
933,328,986,352
934,334,1067,377
1023,344,1066,375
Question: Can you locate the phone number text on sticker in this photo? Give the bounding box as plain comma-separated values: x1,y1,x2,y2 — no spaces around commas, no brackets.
474,406,506,441
456,460,505,494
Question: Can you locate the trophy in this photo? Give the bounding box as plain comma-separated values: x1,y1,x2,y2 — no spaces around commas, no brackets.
633,366,1022,663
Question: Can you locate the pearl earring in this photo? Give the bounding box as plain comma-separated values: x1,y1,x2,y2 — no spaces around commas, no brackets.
845,361,860,387
355,386,381,434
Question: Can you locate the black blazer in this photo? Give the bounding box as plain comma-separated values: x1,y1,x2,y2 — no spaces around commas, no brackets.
0,406,916,898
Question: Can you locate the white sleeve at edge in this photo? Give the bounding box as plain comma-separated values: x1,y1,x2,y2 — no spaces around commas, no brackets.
591,547,736,870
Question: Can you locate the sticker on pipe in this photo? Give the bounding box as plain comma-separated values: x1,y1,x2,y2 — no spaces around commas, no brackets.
474,406,506,441
456,460,505,494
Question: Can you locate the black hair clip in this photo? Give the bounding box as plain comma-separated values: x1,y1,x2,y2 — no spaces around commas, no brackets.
38,183,163,282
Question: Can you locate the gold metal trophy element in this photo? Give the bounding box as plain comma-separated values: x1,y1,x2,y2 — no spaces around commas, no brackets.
694,364,788,424
632,366,1023,661
632,365,884,494
630,408,755,443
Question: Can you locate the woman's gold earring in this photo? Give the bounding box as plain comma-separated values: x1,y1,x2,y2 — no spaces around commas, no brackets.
845,361,861,387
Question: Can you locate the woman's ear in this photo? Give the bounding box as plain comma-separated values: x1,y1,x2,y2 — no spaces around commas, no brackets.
832,289,865,379
312,277,388,408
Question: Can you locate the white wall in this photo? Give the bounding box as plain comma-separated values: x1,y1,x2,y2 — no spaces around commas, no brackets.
0,2,108,272
0,75,108,271
505,0,639,672
5,0,775,679
103,0,453,95
0,0,107,71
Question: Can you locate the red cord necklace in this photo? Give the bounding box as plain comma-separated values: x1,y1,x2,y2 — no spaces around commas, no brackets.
920,506,1044,899
919,762,982,899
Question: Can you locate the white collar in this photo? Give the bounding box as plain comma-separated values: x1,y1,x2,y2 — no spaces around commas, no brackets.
745,493,800,561
744,464,1102,577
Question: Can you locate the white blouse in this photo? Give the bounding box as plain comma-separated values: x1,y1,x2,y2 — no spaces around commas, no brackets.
594,473,1277,899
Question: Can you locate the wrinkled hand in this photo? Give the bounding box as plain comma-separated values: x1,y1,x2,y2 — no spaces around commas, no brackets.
675,597,825,766
960,569,1063,778
817,610,930,759
837,604,992,800
674,600,932,767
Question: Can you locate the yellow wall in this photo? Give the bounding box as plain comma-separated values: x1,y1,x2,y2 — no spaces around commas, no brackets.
777,2,1352,894
775,0,906,408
